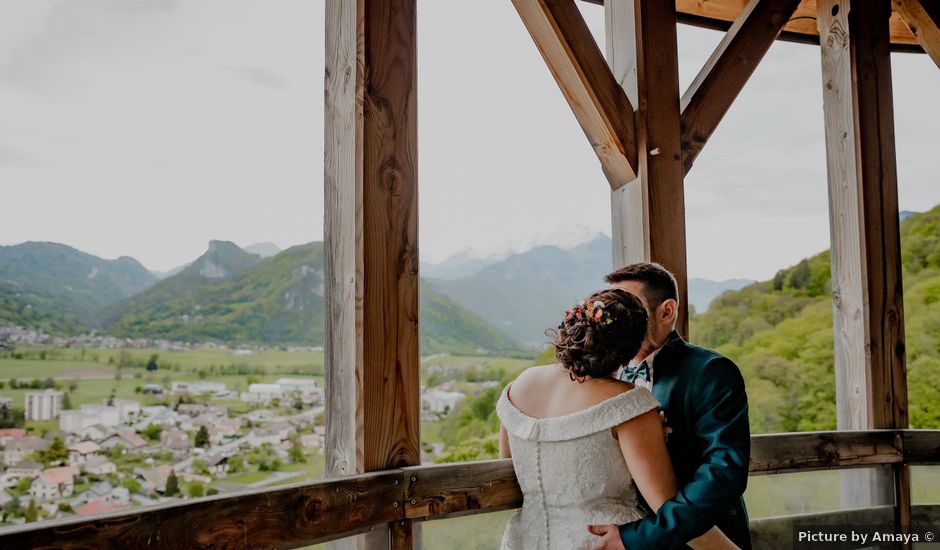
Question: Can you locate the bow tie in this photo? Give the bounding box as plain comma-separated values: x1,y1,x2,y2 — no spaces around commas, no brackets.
621,361,650,384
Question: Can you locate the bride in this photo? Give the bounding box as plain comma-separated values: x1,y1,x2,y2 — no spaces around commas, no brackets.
496,288,738,550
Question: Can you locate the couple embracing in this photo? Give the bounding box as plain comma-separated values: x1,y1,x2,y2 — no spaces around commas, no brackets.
496,263,750,550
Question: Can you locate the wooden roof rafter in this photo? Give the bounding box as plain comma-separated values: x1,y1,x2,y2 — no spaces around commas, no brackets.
894,0,940,68
512,0,639,189
679,0,803,175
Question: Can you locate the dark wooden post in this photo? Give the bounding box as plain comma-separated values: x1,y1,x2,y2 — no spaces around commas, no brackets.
606,0,689,336
817,0,910,530
325,0,420,548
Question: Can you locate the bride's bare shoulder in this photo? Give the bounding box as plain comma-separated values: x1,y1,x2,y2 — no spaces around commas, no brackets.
507,364,559,393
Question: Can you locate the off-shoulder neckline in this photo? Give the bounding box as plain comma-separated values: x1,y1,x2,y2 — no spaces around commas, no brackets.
501,382,651,423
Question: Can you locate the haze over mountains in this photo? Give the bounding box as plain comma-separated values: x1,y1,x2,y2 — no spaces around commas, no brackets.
0,235,753,352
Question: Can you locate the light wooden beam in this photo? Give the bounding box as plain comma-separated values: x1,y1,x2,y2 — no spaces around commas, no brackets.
817,0,909,528
679,0,802,174
325,0,420,548
894,0,940,69
606,0,689,336
513,0,638,189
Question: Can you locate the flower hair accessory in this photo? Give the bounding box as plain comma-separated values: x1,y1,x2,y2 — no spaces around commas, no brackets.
561,299,614,326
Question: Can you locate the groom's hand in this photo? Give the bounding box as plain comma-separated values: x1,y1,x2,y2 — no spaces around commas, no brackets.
587,524,626,550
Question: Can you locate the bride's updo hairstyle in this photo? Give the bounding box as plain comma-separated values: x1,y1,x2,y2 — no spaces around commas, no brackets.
548,288,648,381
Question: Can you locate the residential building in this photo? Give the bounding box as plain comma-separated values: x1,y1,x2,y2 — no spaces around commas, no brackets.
60,405,120,434
66,441,101,465
160,428,191,452
240,383,285,404
2,436,49,466
421,389,465,416
171,381,226,396
246,427,282,447
274,378,319,393
0,428,26,447
25,389,64,421
104,399,141,422
29,466,79,500
99,431,147,450
83,457,117,476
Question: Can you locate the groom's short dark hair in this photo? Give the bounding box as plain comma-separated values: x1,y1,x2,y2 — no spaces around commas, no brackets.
604,262,678,308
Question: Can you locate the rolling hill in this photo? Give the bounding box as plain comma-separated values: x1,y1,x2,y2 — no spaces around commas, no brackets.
102,242,519,354
691,205,940,432
0,242,157,330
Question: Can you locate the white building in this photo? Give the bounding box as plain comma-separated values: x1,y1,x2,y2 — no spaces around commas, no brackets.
171,381,227,396
60,405,120,434
421,389,465,416
25,390,64,421
274,378,319,394
240,383,286,404
103,399,141,422
0,396,12,409
29,466,78,501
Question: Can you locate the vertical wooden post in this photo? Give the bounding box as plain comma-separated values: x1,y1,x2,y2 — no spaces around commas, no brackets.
325,0,420,548
817,0,910,529
605,0,688,335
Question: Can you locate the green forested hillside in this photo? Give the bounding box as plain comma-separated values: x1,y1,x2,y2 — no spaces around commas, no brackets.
692,206,940,432
104,242,520,354
0,241,157,329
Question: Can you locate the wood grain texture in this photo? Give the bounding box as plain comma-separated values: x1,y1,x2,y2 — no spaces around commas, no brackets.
512,0,638,188
0,472,405,550
325,0,364,484
818,0,908,510
359,0,420,475
9,432,940,548
902,430,940,463
325,1,419,547
633,0,689,337
403,459,523,521
895,0,940,69
605,0,689,335
580,0,924,49
749,430,903,474
679,0,802,174
605,0,647,270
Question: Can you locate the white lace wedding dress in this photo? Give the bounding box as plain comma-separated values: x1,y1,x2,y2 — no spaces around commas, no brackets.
496,384,660,550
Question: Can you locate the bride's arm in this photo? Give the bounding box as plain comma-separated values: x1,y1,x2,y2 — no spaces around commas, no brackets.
499,424,511,458
614,411,738,550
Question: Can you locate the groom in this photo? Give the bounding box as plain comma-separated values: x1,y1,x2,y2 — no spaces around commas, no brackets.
588,262,751,550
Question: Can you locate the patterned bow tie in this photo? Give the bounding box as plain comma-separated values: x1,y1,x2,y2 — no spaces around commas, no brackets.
621,361,650,383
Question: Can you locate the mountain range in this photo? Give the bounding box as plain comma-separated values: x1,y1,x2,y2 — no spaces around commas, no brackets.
1,236,754,352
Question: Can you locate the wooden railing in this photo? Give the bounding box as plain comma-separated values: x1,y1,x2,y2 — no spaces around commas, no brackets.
3,430,940,549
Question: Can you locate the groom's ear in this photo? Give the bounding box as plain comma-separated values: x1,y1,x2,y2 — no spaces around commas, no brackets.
659,299,678,324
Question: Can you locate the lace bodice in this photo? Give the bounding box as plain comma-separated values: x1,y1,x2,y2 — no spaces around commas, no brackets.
496,383,660,550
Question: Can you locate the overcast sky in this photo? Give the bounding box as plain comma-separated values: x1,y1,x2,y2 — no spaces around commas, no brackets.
0,0,937,280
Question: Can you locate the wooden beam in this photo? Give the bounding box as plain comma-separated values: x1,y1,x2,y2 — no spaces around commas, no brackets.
606,0,689,335
606,0,647,269
894,0,940,69
748,430,903,475
817,0,908,516
679,0,802,174
512,0,638,189
403,460,523,521
0,472,406,550
325,1,420,548
7,433,940,548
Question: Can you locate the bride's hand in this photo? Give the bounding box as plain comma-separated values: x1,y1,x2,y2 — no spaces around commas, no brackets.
587,524,626,550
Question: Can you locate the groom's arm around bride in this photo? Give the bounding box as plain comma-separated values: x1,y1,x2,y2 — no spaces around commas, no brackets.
590,263,750,550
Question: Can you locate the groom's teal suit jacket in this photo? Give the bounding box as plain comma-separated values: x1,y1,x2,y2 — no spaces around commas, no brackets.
619,331,751,550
